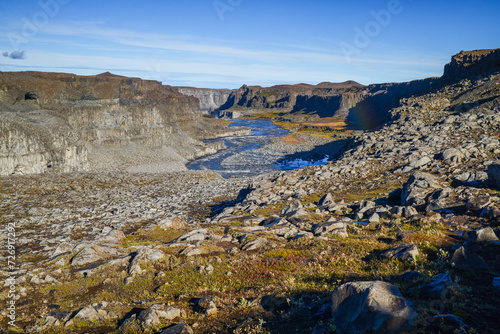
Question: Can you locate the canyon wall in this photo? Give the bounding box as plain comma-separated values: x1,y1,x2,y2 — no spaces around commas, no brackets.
216,49,499,129
177,87,232,112
0,72,226,176
443,49,500,81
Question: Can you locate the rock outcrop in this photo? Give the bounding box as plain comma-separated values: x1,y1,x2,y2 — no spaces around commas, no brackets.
443,49,500,82
0,72,229,176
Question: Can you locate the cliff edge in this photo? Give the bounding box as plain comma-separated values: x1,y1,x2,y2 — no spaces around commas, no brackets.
0,72,228,176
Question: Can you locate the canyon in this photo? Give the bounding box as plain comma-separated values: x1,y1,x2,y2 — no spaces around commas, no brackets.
2,49,499,178
0,49,499,334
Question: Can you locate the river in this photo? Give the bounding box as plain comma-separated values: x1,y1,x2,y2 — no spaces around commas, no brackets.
187,119,334,178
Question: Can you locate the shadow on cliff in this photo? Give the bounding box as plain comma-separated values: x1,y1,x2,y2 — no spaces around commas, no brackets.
345,95,394,130
275,138,354,169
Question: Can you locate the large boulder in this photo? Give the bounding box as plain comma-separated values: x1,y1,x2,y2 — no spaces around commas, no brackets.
450,245,488,271
401,172,440,207
318,193,334,208
381,244,419,262
441,148,467,164
73,305,99,322
312,219,348,237
487,163,500,188
331,281,417,334
70,245,121,267
138,304,181,328
463,227,498,243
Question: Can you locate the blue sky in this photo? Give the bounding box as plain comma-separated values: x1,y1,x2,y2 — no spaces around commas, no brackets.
0,0,498,88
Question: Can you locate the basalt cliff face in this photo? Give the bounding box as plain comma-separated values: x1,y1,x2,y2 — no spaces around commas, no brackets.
177,87,232,112
218,49,500,129
219,81,365,114
443,49,500,81
0,72,226,176
217,79,442,129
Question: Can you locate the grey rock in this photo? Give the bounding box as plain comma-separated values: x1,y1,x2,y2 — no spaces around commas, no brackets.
390,206,418,218
292,231,314,240
420,273,454,299
51,243,73,257
71,245,121,267
442,148,465,164
128,247,155,277
138,304,181,328
138,306,161,328
73,305,99,322
381,244,419,262
157,216,185,229
466,195,491,211
286,208,310,219
463,227,498,243
410,155,431,168
175,229,209,243
96,229,125,243
425,188,464,213
456,171,488,185
281,200,303,216
198,295,217,315
487,163,500,188
312,219,347,237
159,323,194,334
401,172,440,207
451,246,488,271
241,237,267,251
368,212,380,223
331,281,417,334
318,193,334,207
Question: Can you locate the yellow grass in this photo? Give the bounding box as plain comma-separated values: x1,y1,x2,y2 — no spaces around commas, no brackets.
281,134,304,145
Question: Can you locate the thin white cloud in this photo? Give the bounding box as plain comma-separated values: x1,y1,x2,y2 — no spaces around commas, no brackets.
0,19,445,87
37,22,441,70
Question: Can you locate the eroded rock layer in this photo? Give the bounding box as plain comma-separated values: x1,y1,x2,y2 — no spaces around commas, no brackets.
0,72,227,176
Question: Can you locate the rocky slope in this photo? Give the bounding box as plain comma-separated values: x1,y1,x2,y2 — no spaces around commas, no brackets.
0,72,235,176
177,87,232,112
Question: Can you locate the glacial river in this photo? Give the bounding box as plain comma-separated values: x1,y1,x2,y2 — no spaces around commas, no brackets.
187,119,331,178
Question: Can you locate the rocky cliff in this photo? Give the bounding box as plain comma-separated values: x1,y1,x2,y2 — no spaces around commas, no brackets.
217,49,500,129
0,72,228,176
177,87,232,112
217,80,442,129
443,49,500,81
